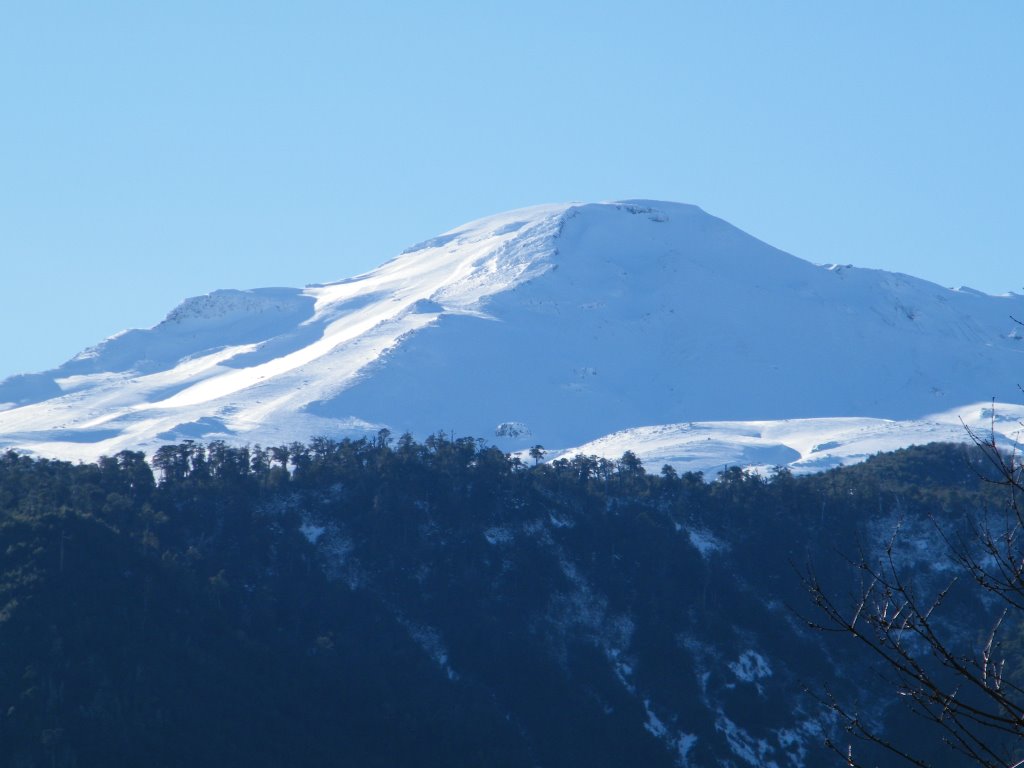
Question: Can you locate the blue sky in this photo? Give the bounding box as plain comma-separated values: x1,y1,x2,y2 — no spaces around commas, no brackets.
1,2,1021,379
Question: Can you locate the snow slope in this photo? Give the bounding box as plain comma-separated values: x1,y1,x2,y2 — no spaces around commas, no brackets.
550,401,1024,477
2,200,1023,468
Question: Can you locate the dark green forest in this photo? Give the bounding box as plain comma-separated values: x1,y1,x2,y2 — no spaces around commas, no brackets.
0,435,1018,767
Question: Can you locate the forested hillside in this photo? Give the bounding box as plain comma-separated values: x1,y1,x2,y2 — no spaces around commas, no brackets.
0,435,1017,767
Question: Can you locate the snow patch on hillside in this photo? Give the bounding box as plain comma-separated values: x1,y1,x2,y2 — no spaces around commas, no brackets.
687,529,727,558
552,402,1024,477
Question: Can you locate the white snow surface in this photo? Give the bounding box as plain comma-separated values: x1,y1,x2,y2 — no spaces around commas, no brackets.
551,403,1024,477
2,199,1024,469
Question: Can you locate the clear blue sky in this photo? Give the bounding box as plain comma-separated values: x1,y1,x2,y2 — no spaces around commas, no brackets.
1,2,1021,379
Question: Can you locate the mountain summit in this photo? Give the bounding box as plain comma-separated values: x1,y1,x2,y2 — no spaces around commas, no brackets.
2,200,1023,466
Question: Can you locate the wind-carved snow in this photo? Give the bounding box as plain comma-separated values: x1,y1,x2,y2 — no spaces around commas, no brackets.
3,199,1024,466
0,203,568,459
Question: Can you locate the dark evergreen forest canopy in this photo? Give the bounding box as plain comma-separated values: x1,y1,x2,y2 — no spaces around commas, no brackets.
0,436,1019,767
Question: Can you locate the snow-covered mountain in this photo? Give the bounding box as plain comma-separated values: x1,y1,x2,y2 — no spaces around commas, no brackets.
2,200,1023,469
